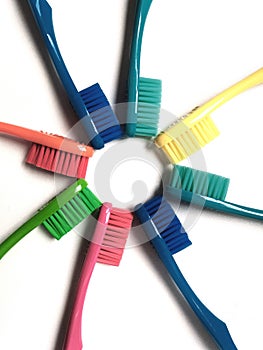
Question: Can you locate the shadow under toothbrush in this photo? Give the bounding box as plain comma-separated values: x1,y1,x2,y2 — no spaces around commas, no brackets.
114,0,137,122
140,241,219,350
14,0,80,135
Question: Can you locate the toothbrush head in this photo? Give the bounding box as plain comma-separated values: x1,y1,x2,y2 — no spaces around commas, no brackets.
155,113,219,164
127,77,162,138
135,195,191,255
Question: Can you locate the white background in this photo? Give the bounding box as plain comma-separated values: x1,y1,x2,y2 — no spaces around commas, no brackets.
0,1,263,349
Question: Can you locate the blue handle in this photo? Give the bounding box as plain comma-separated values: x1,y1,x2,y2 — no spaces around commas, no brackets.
151,235,237,350
27,0,101,145
127,0,153,136
166,187,263,221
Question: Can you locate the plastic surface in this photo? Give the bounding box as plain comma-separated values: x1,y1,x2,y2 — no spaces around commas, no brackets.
0,179,88,259
64,203,133,350
135,200,237,350
150,236,237,350
166,186,263,222
0,121,94,156
27,0,104,149
155,67,263,163
127,0,162,137
64,203,111,350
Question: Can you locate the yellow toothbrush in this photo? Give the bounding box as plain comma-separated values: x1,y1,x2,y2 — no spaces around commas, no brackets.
155,67,263,164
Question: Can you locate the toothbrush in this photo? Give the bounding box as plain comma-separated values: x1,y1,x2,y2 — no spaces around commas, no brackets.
64,203,133,350
0,121,94,178
166,165,263,221
27,0,123,149
135,195,237,350
155,67,263,164
126,0,162,138
0,179,101,260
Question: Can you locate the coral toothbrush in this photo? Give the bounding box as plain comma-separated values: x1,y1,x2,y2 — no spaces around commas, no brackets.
64,203,133,350
27,0,123,149
126,0,162,138
166,165,263,221
0,121,94,177
135,196,237,349
155,67,263,163
0,179,101,260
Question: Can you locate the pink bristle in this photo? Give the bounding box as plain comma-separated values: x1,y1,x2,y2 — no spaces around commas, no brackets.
97,208,133,266
26,143,38,164
77,157,89,178
67,154,81,178
61,152,71,175
26,143,89,178
36,145,46,167
50,149,61,173
56,150,66,174
46,147,56,171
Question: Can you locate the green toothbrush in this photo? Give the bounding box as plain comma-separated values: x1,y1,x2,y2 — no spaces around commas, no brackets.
0,179,101,260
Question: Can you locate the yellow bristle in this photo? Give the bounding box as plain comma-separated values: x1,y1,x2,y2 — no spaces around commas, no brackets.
155,115,220,164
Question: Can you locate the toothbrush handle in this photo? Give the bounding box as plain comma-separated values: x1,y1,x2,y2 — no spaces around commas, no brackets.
127,0,153,129
64,205,110,350
64,242,100,350
166,187,263,222
0,122,93,156
0,215,41,259
27,0,99,142
0,180,87,260
151,236,237,350
187,67,263,124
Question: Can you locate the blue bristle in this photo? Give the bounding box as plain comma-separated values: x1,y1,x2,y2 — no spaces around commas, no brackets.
141,196,191,254
79,83,123,143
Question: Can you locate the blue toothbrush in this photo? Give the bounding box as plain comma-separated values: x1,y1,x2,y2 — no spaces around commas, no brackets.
28,0,123,149
135,196,237,350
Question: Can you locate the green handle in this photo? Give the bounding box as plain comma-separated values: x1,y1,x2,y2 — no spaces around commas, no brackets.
0,179,87,259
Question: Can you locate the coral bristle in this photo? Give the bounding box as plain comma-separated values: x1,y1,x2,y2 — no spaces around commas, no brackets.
26,143,89,178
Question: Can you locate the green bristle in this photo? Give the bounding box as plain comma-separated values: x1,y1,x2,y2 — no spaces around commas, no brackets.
171,165,230,201
135,77,162,137
43,187,101,239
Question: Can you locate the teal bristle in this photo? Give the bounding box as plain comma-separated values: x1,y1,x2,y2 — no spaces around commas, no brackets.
134,77,162,137
170,165,230,201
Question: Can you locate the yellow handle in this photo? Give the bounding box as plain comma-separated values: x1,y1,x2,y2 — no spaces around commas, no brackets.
184,67,263,126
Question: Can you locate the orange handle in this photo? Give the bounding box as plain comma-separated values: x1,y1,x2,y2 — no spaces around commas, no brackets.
0,122,94,157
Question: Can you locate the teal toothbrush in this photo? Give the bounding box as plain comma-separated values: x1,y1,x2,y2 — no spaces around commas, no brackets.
126,0,162,137
166,165,263,221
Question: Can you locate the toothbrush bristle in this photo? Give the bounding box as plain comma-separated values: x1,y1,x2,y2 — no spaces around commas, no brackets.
79,83,123,143
26,143,89,178
42,187,101,240
142,196,191,255
155,114,219,164
97,208,133,266
170,165,230,201
134,77,162,137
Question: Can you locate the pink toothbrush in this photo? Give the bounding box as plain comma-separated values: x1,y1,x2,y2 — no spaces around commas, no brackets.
64,203,133,350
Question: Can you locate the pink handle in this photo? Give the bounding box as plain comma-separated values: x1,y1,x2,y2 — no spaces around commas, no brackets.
64,203,112,350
